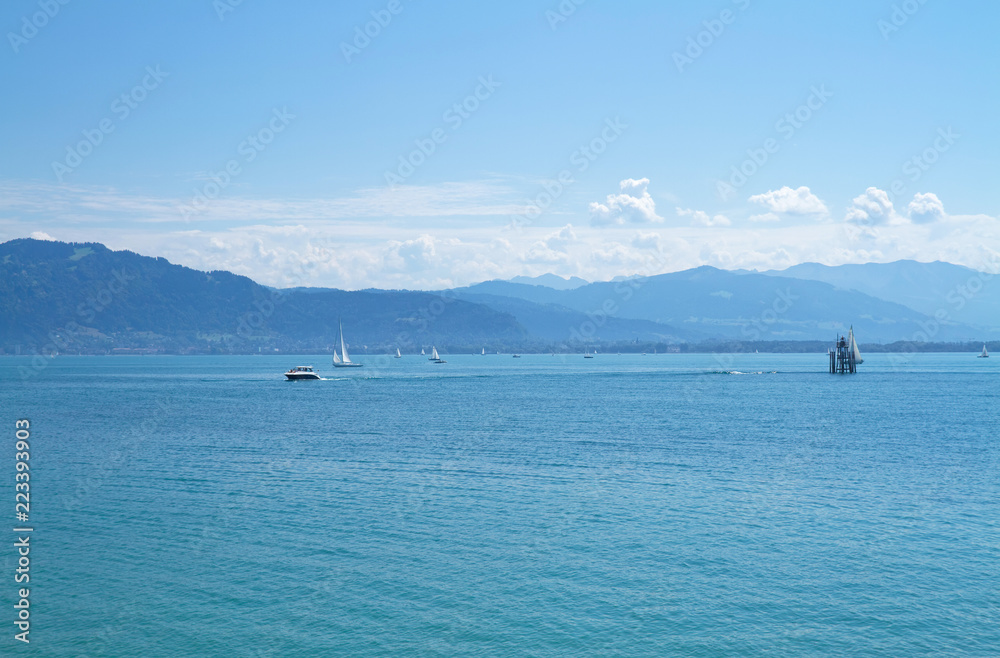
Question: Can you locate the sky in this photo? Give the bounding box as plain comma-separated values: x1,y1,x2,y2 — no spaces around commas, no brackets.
2,0,998,289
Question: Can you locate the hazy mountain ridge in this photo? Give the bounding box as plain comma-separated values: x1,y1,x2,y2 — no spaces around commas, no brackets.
450,291,702,343
508,273,589,290
761,260,1000,330
454,266,993,342
2,239,996,354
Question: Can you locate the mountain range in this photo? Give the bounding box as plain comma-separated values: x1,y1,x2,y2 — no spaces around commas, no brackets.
1,238,997,355
759,260,999,330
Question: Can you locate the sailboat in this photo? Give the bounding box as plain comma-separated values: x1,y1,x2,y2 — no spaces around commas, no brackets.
584,350,594,359
481,348,485,355
431,346,446,364
978,343,989,358
848,326,864,365
332,319,363,368
395,348,402,359
421,348,426,356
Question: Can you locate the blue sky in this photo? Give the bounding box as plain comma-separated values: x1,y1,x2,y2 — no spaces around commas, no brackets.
2,0,998,288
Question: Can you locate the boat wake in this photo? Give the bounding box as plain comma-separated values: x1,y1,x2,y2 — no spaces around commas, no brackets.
710,370,778,375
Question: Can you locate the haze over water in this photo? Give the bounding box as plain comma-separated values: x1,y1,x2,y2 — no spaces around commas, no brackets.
3,353,997,656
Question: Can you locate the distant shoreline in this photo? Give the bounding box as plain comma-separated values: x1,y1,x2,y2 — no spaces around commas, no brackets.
1,341,993,357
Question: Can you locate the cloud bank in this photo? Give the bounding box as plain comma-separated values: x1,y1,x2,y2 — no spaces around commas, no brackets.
589,178,662,225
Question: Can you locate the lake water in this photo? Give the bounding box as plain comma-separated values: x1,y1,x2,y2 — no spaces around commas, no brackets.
2,353,997,656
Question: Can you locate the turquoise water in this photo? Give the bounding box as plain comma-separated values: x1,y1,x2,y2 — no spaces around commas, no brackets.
1,353,998,656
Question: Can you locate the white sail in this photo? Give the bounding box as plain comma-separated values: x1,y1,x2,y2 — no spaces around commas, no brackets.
482,348,485,355
339,319,352,364
432,347,440,360
421,348,426,355
333,350,342,364
849,326,864,364
981,344,989,357
396,348,402,358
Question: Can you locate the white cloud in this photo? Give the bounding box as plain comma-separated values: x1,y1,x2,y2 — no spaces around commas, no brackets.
4,178,1000,291
845,187,905,225
589,178,662,225
631,232,662,250
386,234,437,273
908,192,946,224
0,180,526,226
676,207,731,227
524,224,577,265
545,224,576,251
748,186,828,215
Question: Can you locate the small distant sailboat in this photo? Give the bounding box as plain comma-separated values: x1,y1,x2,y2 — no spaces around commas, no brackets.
395,348,402,359
421,348,426,356
431,346,446,364
978,343,989,358
332,319,363,368
848,325,864,365
482,348,485,355
584,351,594,359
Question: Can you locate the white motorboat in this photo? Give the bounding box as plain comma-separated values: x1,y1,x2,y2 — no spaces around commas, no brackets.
285,366,320,380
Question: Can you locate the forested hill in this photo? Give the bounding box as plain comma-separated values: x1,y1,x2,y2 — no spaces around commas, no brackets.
0,239,527,354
